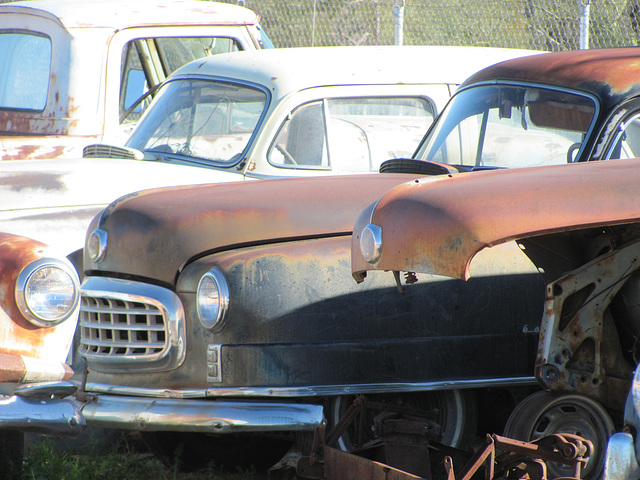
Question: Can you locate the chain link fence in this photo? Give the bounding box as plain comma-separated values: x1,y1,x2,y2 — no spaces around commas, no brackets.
223,0,640,51
3,0,640,51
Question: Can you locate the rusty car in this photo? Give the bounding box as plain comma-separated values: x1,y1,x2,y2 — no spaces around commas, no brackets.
0,0,271,160
0,232,85,477
351,158,640,479
73,170,546,471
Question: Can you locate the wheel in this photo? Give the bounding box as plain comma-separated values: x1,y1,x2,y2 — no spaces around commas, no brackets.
327,390,478,451
503,391,614,480
0,430,23,480
142,431,294,473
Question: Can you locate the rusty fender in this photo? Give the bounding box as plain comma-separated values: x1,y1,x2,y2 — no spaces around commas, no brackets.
0,233,78,379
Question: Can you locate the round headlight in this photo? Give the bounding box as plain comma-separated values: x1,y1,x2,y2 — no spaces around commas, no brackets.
360,223,383,264
87,228,108,263
15,258,80,327
197,268,229,331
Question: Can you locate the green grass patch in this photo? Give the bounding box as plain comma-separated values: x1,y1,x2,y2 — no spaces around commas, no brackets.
21,435,296,480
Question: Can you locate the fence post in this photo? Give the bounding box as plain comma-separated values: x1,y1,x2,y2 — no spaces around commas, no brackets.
579,0,590,49
394,0,405,46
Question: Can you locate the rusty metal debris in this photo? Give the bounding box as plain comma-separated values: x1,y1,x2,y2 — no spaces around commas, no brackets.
298,395,593,480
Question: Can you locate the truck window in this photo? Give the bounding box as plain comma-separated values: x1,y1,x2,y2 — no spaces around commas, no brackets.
0,32,51,111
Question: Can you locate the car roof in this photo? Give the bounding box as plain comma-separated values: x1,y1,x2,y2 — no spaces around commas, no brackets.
170,45,543,93
1,0,259,29
461,47,640,109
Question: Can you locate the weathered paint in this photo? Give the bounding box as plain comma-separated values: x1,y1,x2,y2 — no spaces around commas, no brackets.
352,158,640,282
81,173,541,406
0,352,73,383
87,174,422,285
0,233,77,381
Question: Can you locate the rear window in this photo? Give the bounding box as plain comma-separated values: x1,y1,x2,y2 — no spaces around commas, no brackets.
0,31,51,111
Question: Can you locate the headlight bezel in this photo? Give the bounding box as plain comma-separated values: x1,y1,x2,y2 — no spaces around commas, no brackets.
196,267,230,332
15,257,81,327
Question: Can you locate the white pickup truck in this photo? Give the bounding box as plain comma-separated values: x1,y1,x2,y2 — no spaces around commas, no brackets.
0,0,271,160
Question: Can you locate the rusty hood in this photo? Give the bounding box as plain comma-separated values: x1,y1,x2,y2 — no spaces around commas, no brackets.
86,173,419,285
352,158,640,282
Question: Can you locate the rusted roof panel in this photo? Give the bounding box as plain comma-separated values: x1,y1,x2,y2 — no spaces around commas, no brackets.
462,47,640,107
351,158,640,281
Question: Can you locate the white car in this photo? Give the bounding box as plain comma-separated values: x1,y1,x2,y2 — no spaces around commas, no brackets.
0,0,271,160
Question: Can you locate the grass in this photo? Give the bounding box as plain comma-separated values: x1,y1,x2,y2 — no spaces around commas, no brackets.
20,434,299,480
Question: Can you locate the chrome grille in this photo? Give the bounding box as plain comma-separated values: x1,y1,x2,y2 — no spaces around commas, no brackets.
83,144,141,159
79,277,186,372
80,296,167,357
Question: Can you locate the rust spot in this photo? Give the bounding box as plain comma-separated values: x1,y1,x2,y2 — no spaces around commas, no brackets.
0,353,26,382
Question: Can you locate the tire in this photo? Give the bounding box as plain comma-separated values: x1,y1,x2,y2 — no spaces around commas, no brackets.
503,391,614,480
0,430,23,480
142,431,294,473
327,390,478,451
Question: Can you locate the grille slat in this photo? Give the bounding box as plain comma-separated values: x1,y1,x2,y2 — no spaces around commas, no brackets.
80,321,165,332
81,306,162,315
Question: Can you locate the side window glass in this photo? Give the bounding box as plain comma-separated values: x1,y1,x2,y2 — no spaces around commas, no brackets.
120,41,150,125
0,32,51,111
608,114,640,160
326,97,433,172
157,37,240,72
269,97,434,171
120,37,241,126
269,102,329,168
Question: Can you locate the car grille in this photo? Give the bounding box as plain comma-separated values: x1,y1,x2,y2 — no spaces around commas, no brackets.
80,295,167,357
83,144,142,160
79,277,186,372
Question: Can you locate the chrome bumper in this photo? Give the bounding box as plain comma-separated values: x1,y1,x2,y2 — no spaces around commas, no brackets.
79,394,324,434
1,382,85,436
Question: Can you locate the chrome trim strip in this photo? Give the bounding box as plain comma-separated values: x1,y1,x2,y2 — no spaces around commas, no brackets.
80,277,186,372
84,376,536,399
78,395,323,433
0,394,85,436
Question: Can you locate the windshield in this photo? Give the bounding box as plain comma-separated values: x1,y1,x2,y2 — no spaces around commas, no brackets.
127,79,268,164
414,85,596,169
